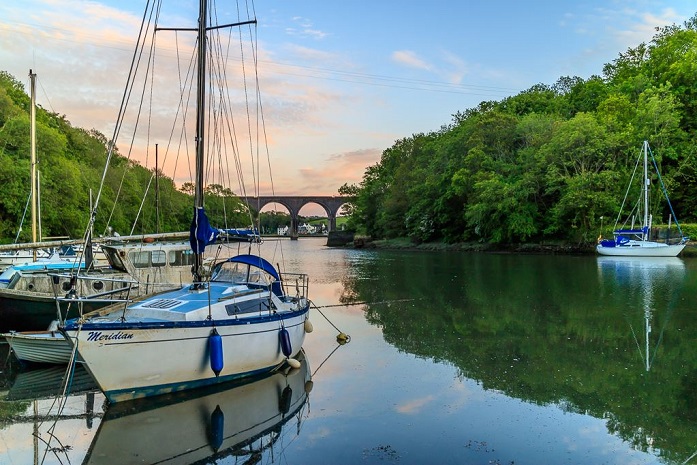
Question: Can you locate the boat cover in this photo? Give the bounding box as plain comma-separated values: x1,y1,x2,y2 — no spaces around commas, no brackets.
190,207,219,253
227,254,283,296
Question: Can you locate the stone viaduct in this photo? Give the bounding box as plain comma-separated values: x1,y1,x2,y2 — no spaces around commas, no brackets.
240,196,350,239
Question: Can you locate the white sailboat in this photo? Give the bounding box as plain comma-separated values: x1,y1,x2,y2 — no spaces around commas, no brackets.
61,0,311,403
597,141,688,257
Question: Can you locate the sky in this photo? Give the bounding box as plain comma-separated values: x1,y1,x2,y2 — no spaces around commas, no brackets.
0,0,695,213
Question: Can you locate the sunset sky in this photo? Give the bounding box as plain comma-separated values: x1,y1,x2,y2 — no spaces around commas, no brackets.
1,0,695,208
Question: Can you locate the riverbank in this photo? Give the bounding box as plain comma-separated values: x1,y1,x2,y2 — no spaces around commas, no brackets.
352,236,697,257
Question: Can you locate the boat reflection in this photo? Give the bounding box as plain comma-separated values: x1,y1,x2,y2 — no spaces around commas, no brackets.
0,359,104,465
3,363,97,401
83,350,312,465
596,256,686,371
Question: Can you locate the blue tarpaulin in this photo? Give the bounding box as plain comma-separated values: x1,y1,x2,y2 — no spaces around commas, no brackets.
190,207,220,253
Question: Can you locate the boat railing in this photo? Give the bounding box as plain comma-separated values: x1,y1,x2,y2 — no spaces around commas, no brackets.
48,272,140,303
279,272,309,301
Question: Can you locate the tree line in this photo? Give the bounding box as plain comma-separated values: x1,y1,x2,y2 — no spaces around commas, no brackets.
0,72,294,243
340,14,697,246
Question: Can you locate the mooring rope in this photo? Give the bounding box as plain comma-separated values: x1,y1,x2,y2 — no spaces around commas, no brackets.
309,298,417,345
313,298,417,309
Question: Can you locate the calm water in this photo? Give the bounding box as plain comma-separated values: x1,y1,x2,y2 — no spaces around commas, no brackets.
2,238,697,464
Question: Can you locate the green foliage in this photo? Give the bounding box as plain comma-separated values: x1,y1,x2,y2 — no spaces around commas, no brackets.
344,17,697,246
0,71,253,241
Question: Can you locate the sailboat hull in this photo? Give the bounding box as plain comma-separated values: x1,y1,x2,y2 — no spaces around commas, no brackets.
596,241,685,257
3,330,74,364
63,309,308,403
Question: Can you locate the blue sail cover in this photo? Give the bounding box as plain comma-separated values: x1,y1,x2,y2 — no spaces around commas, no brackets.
190,207,220,253
614,227,648,235
220,228,260,241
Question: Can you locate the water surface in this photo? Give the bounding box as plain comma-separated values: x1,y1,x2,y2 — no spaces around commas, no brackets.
2,239,696,464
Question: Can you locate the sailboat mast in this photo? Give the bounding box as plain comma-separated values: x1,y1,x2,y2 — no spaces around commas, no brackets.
643,140,649,242
29,70,37,259
195,0,207,208
193,0,208,279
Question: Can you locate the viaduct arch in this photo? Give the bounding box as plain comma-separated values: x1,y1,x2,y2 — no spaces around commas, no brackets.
241,196,350,239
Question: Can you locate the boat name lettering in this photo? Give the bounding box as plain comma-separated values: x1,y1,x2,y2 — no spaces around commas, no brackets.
87,331,135,342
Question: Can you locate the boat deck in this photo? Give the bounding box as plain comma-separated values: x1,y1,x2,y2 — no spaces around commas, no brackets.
79,283,274,324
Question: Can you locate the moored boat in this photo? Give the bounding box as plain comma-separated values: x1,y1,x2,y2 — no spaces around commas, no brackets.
597,141,688,257
60,0,312,402
63,254,310,402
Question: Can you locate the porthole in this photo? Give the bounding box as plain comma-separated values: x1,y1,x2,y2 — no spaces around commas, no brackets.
93,281,104,291
62,282,71,292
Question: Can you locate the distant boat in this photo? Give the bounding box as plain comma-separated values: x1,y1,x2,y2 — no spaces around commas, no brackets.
597,141,688,257
60,0,311,403
82,351,311,464
0,249,52,269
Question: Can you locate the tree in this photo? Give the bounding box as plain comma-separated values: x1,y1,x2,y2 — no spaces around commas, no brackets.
180,182,195,195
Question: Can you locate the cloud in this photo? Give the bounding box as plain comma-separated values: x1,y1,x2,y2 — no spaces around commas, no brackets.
284,16,329,40
391,48,473,87
570,5,688,54
280,43,340,65
396,395,435,414
439,50,468,84
609,8,685,48
391,50,431,71
278,148,381,196
0,1,380,207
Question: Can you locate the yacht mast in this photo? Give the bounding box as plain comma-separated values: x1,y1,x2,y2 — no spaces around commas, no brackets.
29,69,37,260
193,0,208,280
642,140,649,242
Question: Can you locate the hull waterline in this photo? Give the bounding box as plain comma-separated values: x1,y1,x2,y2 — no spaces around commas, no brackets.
596,242,685,257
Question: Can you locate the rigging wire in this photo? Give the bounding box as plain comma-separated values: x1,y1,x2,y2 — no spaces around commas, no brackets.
647,144,686,238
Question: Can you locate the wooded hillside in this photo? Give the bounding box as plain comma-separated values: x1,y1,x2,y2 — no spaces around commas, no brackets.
0,71,248,242
342,14,697,246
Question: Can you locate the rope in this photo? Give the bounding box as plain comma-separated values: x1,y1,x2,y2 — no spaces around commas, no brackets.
36,324,83,464
310,298,418,343
311,343,344,378
313,298,417,309
309,300,345,335
13,191,31,243
647,145,686,239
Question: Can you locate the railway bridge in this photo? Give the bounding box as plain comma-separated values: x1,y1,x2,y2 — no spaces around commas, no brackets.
240,196,350,239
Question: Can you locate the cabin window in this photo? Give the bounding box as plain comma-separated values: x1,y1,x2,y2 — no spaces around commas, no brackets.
130,251,151,268
169,250,195,267
130,250,167,268
225,298,271,315
151,250,166,267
